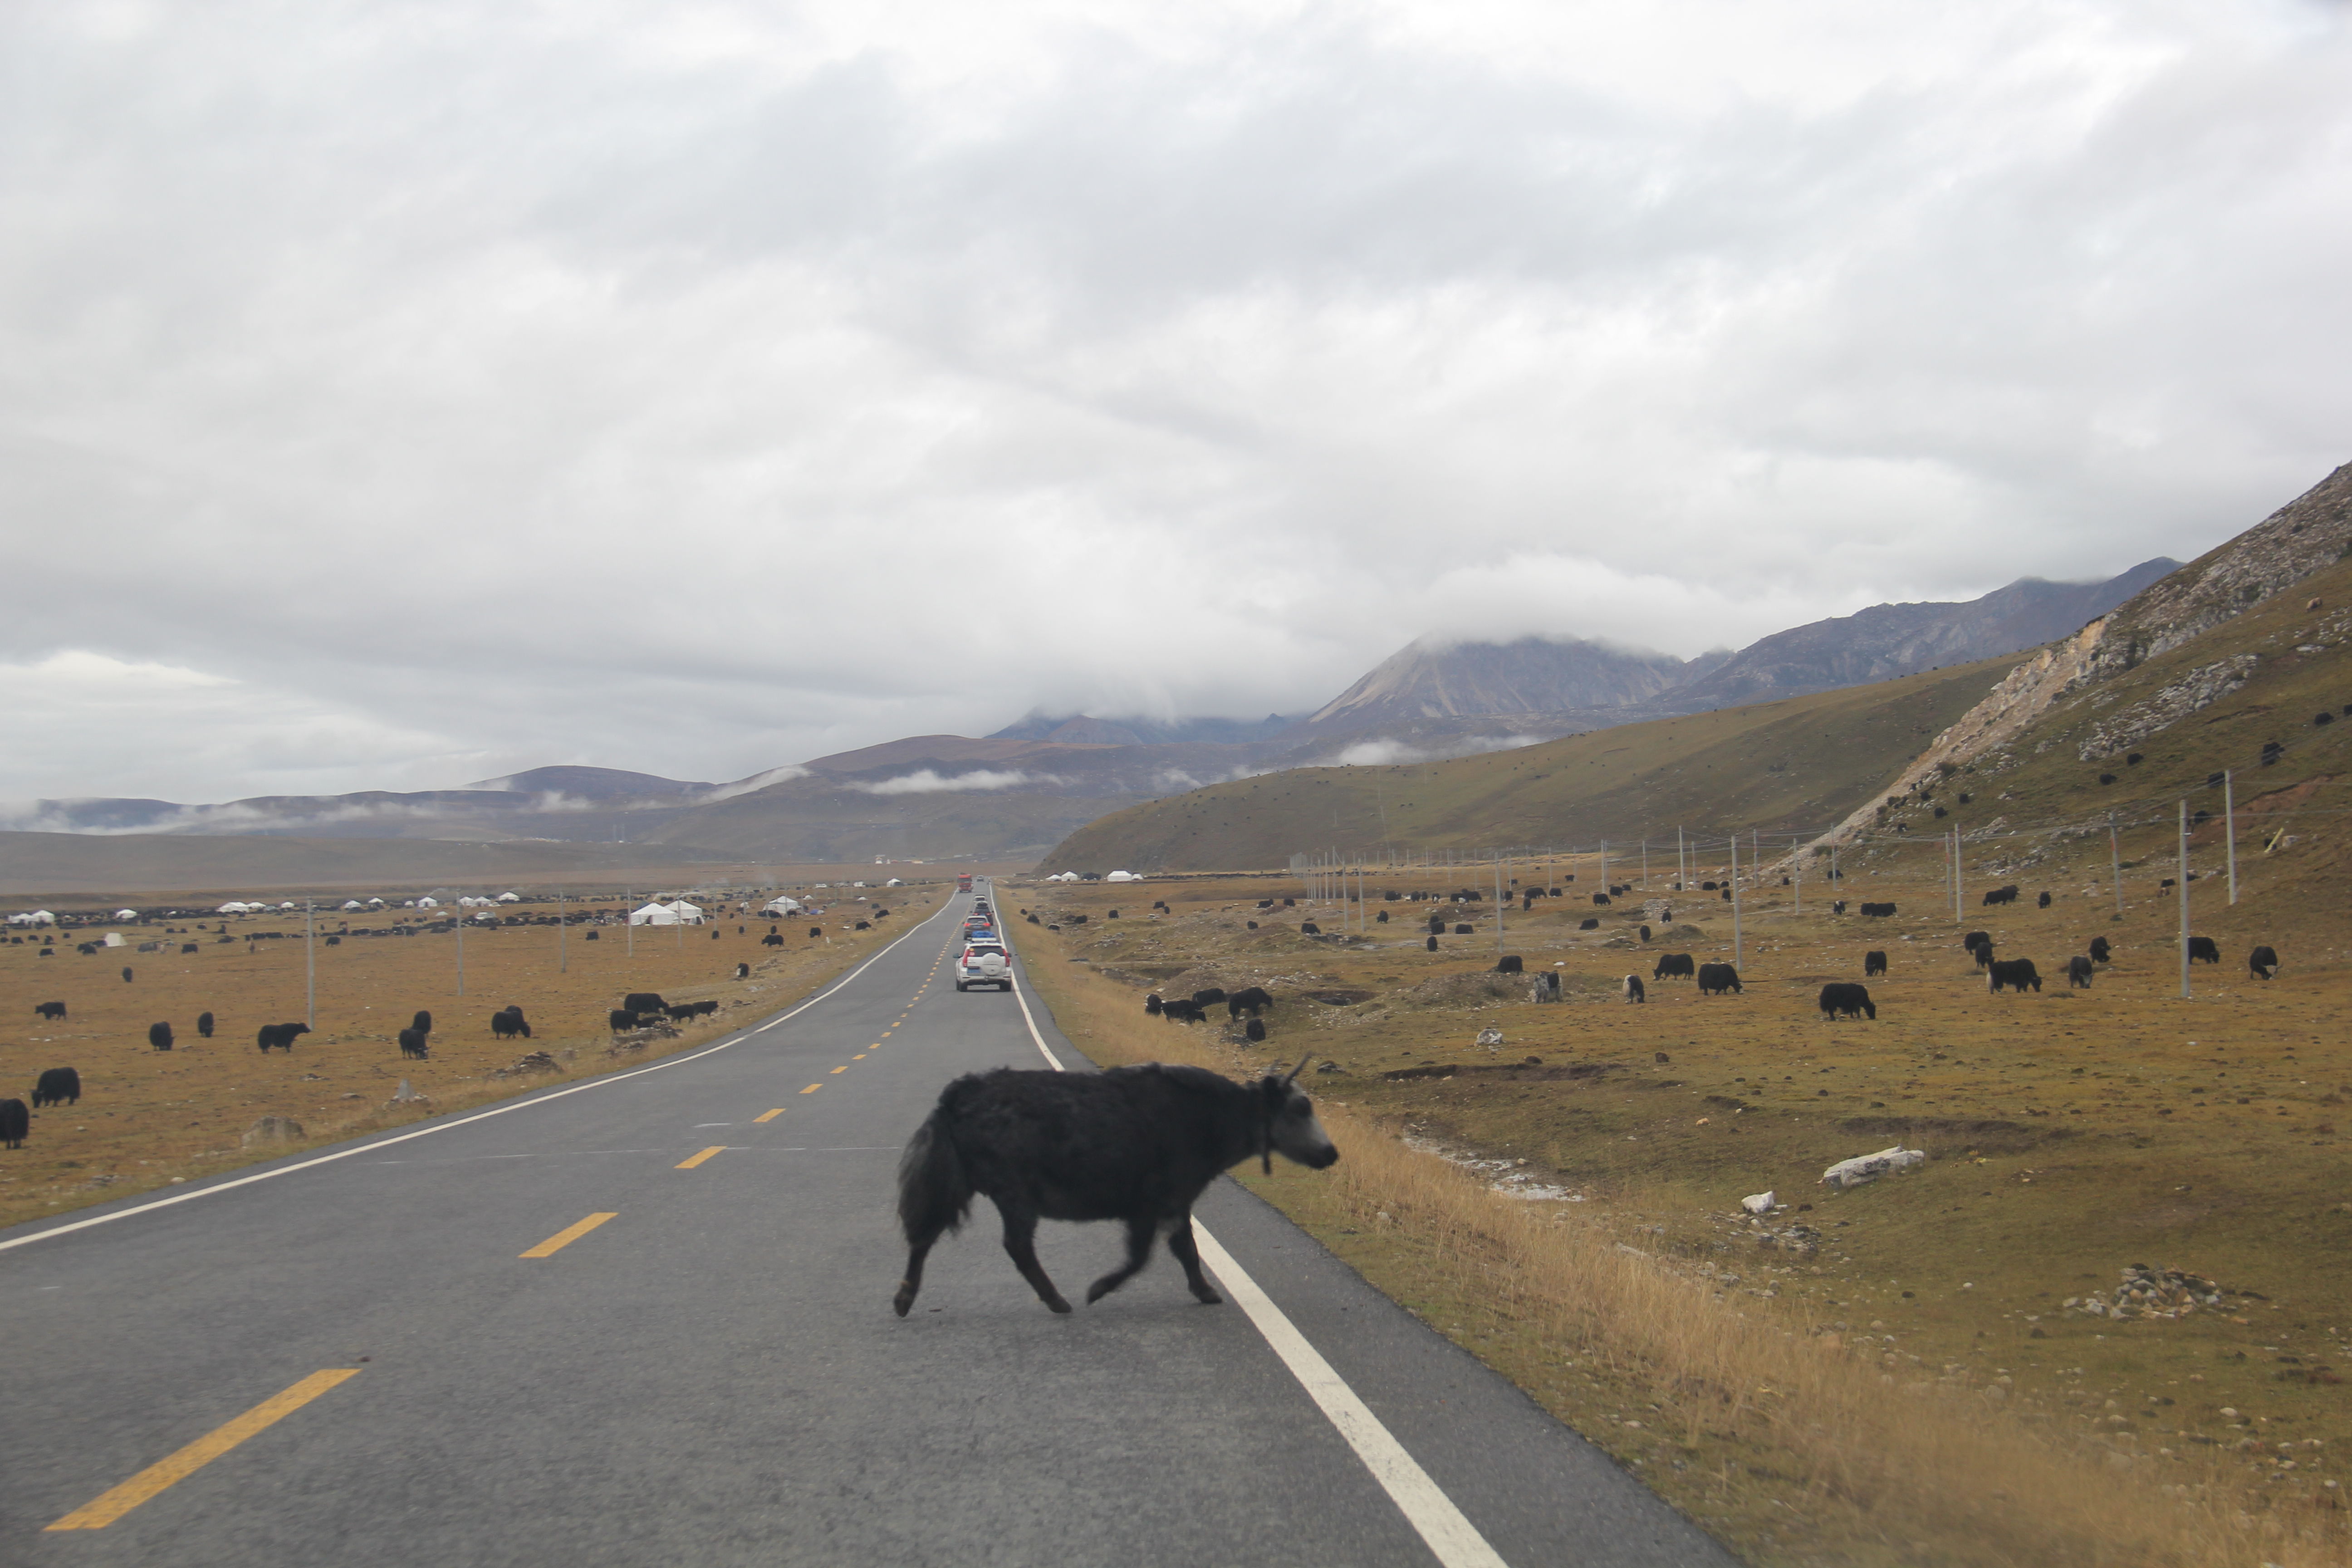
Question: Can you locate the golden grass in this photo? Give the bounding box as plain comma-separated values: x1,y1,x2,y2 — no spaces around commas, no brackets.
1017,872,2352,1568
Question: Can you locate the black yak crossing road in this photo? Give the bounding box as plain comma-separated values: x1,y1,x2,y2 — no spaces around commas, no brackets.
892,1061,1338,1317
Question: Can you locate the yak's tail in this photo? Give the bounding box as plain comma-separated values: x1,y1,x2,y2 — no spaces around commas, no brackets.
897,1109,973,1245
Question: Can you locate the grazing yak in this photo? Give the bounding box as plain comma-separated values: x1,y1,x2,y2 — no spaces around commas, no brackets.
624,992,667,1015
1578,917,1601,931
410,1010,433,1035
1972,943,1997,971
1622,975,1646,1004
762,931,785,947
1191,988,1228,1010
1425,936,1439,951
1495,956,1523,975
34,1001,66,1021
0,1098,27,1150
491,1006,531,1039
2187,936,2221,964
891,1061,1338,1316
255,1022,310,1052
1298,922,1321,935
2037,891,2052,908
1225,987,1272,1019
2249,945,2279,980
2089,936,2113,964
1426,916,1446,934
2067,956,2095,988
1982,885,2021,906
1245,1017,1266,1042
1987,959,2042,993
1452,923,1473,935
1863,950,1888,977
32,1067,81,1107
1159,999,1205,1024
147,1021,174,1052
735,961,751,979
398,1028,429,1060
1860,902,1898,918
1818,982,1876,1020
1144,995,1163,1016
196,1011,214,1038
1652,953,1696,980
1697,962,1743,995
1832,900,1847,915
1962,930,1990,956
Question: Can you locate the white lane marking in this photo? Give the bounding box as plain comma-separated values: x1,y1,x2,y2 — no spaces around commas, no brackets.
1000,923,1509,1568
0,900,960,1255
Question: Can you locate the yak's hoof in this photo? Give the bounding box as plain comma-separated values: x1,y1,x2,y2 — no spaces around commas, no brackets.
1084,1279,1119,1305
892,1284,916,1317
1191,1286,1225,1305
1045,1295,1073,1314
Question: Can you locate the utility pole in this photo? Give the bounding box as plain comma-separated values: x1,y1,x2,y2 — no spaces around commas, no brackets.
2178,800,2192,1000
456,893,466,996
1641,838,1648,887
1600,839,1608,894
304,897,316,1030
1494,853,1503,956
1677,827,1686,891
2108,813,2124,920
626,889,633,956
1793,843,1801,916
1951,826,1963,923
1730,831,1743,970
2224,770,2239,905
559,890,568,972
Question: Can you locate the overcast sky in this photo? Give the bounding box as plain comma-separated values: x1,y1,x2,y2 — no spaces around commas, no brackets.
4,0,2348,803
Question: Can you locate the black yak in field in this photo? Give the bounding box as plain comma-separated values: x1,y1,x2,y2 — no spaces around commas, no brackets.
2089,936,2113,964
735,962,751,979
2187,936,2220,964
891,1061,1337,1316
1962,930,1990,956
2067,956,2094,988
196,1010,214,1038
147,1021,173,1052
1495,955,1523,975
255,1022,309,1052
1697,962,1742,995
1425,936,1438,951
1622,974,1646,1004
623,992,667,1014
2037,891,2052,908
1451,923,1472,935
1863,950,1888,977
1245,1017,1266,1043
1191,988,1227,1010
492,1006,530,1039
0,1098,27,1150
763,931,785,946
1578,917,1600,931
1987,959,2042,993
410,1010,433,1035
398,1028,429,1060
1982,885,2020,906
34,1001,65,1020
32,1067,80,1107
1652,952,1695,980
1144,994,1163,1016
1818,982,1875,1020
1860,902,1898,918
1298,922,1320,935
1159,999,1204,1024
608,1009,645,1032
1832,900,1847,915
2249,945,2279,980
1225,987,1272,1019
1972,943,1997,971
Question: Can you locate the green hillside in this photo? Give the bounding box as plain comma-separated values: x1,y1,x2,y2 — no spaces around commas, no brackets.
1042,656,2021,872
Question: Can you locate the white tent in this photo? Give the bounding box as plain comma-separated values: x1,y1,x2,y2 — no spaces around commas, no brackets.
113,908,138,920
365,897,386,907
416,897,439,909
10,909,57,925
496,892,521,902
101,932,125,947
341,900,364,911
1106,870,1139,882
630,900,706,926
216,902,251,914
884,878,904,887
279,901,297,910
761,897,804,916
668,899,705,924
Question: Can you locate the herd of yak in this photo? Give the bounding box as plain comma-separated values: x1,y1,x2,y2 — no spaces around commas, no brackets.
1,987,731,1152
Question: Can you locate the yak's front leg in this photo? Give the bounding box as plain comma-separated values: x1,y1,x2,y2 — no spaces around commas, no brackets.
1165,1214,1223,1305
994,1199,1072,1313
1085,1215,1157,1305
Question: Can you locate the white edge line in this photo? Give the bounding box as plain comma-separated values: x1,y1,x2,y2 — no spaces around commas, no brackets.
0,898,957,1255
1000,897,1508,1568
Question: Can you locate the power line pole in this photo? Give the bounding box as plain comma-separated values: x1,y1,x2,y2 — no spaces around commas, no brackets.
1494,852,1503,956
1951,825,1963,923
456,893,466,996
2224,770,2239,905
1730,831,1743,969
559,889,568,972
2178,799,2192,1000
1676,827,1686,891
304,896,315,1030
2108,813,2124,920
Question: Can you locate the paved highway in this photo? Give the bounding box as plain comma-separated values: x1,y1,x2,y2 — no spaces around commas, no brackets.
2,887,1733,1566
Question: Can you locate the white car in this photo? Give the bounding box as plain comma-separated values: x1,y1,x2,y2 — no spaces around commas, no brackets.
956,941,1012,991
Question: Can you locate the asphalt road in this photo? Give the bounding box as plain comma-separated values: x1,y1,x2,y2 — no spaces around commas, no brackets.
2,887,1734,1567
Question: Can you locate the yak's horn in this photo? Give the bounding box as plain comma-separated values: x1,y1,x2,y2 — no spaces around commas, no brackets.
1283,1057,1308,1086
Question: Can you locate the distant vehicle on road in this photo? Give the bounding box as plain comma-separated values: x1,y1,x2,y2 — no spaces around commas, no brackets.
956,941,1011,991
957,873,974,892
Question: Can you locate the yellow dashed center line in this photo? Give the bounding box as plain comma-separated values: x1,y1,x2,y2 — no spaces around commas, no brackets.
853,1053,867,1060
47,1370,361,1531
753,1108,784,1123
830,1065,848,1074
801,1084,821,1094
676,1146,728,1169
520,1212,617,1258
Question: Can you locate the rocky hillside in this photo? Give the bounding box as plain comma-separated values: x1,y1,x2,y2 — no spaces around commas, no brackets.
1298,636,1687,735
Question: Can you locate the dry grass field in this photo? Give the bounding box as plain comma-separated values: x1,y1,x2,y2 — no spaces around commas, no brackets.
1012,846,2351,1568
0,878,950,1231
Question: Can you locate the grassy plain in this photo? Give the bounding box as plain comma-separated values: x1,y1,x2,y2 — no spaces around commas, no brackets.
0,883,946,1231
1013,848,2351,1568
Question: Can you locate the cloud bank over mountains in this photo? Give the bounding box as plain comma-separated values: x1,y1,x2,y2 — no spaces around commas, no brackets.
3,1,2347,800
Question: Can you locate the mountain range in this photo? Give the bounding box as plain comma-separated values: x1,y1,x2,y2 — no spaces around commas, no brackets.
0,554,2188,874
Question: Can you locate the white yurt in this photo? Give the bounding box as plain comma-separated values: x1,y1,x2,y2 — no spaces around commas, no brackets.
667,899,706,924
113,908,138,920
341,900,364,911
279,901,298,910
101,932,125,947
884,877,904,887
629,901,675,926
1105,870,1139,882
416,897,439,909
496,892,521,903
365,897,386,908
11,909,58,925
761,896,804,916
216,902,250,915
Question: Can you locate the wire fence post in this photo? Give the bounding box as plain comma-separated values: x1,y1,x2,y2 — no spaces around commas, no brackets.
2178,799,2192,1000
2224,770,2239,905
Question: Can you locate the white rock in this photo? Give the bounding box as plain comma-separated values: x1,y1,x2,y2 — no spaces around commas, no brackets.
1820,1145,1926,1189
1740,1191,1776,1215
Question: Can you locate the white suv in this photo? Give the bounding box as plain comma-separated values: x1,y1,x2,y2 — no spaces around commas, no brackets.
956,941,1012,991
